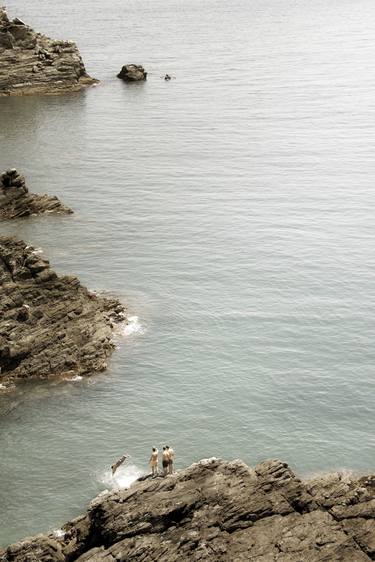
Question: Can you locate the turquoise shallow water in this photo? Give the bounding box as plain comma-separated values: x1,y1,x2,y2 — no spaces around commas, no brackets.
1,0,375,546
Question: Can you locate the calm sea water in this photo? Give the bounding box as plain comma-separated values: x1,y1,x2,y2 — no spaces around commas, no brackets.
1,0,375,546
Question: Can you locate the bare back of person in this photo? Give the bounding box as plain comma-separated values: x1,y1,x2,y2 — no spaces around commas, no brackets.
149,447,159,476
166,446,174,474
162,447,169,476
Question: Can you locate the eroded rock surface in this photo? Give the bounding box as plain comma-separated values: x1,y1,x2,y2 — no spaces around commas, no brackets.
0,169,72,219
117,64,147,82
1,458,374,561
0,7,97,96
0,236,125,386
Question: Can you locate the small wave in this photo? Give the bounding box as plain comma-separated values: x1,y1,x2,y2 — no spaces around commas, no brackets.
63,375,83,382
122,315,145,337
99,463,145,490
29,247,43,255
52,529,65,539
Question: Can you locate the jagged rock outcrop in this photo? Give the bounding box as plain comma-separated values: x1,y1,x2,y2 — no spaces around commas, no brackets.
1,458,374,561
0,169,72,219
117,64,147,82
0,236,125,388
0,7,97,96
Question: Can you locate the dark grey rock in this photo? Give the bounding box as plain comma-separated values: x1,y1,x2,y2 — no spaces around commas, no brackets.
1,458,374,561
117,64,147,82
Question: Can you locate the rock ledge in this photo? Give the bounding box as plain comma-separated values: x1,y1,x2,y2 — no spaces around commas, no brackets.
0,236,125,387
0,169,73,219
0,7,97,96
1,458,374,561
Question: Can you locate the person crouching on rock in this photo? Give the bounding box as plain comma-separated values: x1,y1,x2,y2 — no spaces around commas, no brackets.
149,447,159,476
162,446,170,476
166,445,174,474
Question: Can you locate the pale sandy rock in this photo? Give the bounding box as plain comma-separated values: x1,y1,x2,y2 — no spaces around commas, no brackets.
0,7,97,96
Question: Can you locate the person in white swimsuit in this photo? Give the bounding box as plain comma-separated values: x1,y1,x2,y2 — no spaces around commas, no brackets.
149,447,159,476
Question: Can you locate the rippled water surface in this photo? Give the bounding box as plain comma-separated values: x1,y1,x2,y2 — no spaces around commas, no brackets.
1,0,375,546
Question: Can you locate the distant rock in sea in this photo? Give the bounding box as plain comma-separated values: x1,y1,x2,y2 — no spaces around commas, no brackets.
0,236,125,388
0,457,374,561
0,7,97,96
0,169,73,219
117,64,147,82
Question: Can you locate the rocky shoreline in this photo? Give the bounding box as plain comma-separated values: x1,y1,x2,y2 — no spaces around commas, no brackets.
0,7,97,96
1,457,374,561
0,236,125,389
0,169,72,219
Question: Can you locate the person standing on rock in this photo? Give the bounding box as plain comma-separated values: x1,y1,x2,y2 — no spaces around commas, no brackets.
149,447,159,476
166,445,175,474
162,446,170,476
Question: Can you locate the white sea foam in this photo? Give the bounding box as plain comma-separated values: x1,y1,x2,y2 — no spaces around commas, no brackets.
31,247,43,255
123,315,145,336
53,529,65,539
99,463,145,490
63,375,83,382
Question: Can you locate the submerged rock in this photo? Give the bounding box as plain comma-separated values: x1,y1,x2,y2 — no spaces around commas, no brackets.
0,7,97,96
117,64,147,82
0,169,73,219
0,236,125,386
1,458,374,561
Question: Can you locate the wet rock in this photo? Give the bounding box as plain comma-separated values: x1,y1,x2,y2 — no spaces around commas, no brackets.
117,64,147,82
0,7,97,96
1,458,374,561
0,236,126,386
0,169,72,219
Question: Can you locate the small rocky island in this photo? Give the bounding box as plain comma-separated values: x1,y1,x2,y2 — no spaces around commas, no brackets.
0,236,125,388
1,458,374,561
117,64,147,82
0,7,97,96
0,169,72,219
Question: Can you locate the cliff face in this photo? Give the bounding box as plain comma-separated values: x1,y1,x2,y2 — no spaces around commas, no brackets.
0,7,97,96
0,169,73,219
0,236,125,387
1,458,374,561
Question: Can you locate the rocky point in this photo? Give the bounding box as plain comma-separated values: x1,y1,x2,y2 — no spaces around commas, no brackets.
0,169,72,219
0,458,374,561
0,236,125,388
0,7,97,96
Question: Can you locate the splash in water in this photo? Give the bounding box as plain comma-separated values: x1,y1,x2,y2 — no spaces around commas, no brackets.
99,463,145,490
123,315,145,337
63,375,83,382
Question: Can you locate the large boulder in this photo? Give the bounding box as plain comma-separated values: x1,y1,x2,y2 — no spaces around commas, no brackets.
117,64,147,82
0,7,97,96
0,169,73,219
